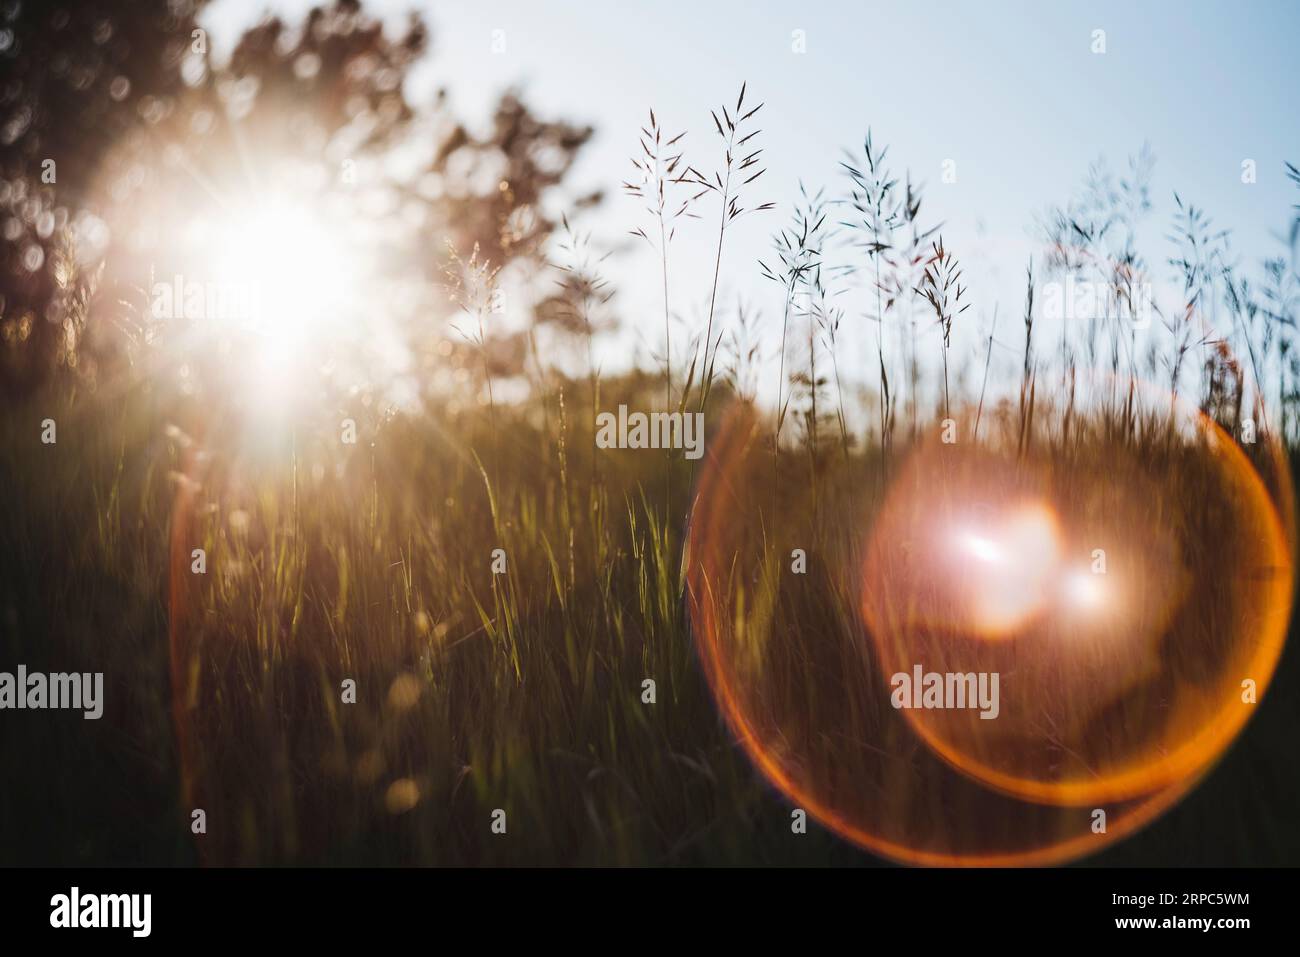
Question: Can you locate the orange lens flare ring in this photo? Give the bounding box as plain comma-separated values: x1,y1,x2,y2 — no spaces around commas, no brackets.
862,412,1292,806
687,380,1294,866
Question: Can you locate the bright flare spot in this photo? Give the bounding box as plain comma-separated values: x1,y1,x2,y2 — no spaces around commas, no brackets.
959,532,1003,564
210,198,365,398
1063,568,1105,610
955,503,1061,636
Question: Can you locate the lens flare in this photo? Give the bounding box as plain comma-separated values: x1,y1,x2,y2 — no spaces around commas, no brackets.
861,401,1291,805
946,502,1062,636
687,373,1293,865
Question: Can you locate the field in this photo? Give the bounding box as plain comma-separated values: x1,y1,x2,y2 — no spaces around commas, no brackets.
2,0,1299,869
2,356,1299,865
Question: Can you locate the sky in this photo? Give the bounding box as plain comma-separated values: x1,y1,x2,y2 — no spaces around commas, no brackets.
202,0,1300,400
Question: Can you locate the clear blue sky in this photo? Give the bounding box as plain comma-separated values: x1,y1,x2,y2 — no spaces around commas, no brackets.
204,0,1300,398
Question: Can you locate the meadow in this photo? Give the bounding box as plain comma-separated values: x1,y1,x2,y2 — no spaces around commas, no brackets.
1,2,1299,866
3,266,1299,866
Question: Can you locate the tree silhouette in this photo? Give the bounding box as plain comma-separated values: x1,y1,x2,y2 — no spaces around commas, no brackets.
0,0,597,398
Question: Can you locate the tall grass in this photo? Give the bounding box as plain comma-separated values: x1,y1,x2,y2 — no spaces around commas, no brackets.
3,91,1300,866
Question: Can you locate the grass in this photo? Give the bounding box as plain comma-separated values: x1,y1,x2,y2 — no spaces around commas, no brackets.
3,100,1300,865
3,361,1299,866
4,350,1300,866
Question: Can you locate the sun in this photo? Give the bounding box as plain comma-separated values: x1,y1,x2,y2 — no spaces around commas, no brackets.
182,195,376,410
211,199,362,357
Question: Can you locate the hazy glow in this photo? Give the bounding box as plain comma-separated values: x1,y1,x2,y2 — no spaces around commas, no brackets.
958,531,1002,564
684,404,1271,867
858,401,1293,810
951,503,1061,637
1062,568,1105,610
210,201,361,366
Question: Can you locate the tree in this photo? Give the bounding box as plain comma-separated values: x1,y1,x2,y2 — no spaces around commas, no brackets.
0,0,598,399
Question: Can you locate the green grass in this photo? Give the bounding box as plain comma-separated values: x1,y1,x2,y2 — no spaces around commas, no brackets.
2,366,1299,866
0,374,802,865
